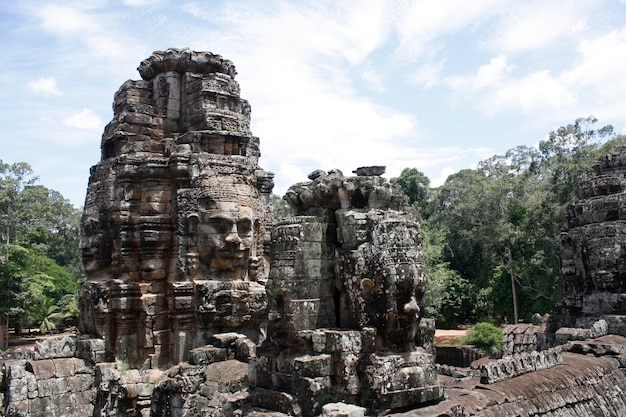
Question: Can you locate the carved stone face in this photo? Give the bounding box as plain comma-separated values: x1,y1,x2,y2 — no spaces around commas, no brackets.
388,259,425,345
196,198,257,280
337,211,426,350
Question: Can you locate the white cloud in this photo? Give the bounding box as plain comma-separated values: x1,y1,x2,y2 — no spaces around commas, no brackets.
392,0,504,60
431,166,457,187
27,77,62,96
180,1,419,190
62,109,103,131
565,27,626,96
35,4,97,34
497,70,576,113
445,54,575,115
27,2,145,76
488,1,593,54
474,55,512,88
122,0,157,6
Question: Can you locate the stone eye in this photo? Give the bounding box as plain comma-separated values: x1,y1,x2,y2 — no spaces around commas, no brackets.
238,219,252,235
209,217,233,234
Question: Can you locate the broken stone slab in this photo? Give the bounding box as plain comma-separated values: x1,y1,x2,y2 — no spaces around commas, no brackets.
319,402,366,417
555,327,593,343
250,387,302,416
479,347,563,384
188,345,228,365
352,166,385,177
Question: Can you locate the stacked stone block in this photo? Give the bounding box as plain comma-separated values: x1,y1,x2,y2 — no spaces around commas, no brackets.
254,168,443,415
502,323,548,356
480,347,563,384
556,145,626,334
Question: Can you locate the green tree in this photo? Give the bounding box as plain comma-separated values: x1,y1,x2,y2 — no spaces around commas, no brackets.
426,117,622,322
0,243,77,334
271,193,294,221
29,296,65,334
0,245,28,318
391,168,431,218
464,322,503,353
0,161,38,261
422,225,475,328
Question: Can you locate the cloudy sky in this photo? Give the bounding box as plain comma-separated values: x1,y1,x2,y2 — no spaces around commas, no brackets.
3,0,626,206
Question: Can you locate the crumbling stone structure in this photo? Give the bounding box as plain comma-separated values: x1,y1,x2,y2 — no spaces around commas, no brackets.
556,145,626,335
253,169,444,415
0,336,97,417
79,48,273,370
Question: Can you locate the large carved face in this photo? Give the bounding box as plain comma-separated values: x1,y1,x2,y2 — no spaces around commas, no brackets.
196,197,257,280
348,215,426,350
387,256,426,345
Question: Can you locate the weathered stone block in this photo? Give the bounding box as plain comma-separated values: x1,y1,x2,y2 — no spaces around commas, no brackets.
293,354,332,377
250,387,302,416
321,402,366,417
188,346,228,365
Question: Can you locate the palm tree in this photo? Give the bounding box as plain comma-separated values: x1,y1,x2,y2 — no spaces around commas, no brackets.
30,297,64,334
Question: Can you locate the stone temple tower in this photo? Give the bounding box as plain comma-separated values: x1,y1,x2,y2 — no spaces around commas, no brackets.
556,145,626,335
79,48,274,369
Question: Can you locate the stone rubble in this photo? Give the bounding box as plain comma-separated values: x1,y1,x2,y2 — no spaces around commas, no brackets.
479,346,563,384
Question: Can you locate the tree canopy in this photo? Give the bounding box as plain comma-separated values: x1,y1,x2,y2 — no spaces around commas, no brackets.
0,160,82,333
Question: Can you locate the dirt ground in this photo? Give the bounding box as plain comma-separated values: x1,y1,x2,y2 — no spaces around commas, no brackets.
434,329,467,345
8,329,76,351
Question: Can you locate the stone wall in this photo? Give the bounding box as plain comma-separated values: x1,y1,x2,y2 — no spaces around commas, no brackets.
0,336,96,417
502,322,548,356
435,345,485,368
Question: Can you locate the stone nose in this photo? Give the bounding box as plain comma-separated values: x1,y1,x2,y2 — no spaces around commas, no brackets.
224,226,242,245
404,297,419,315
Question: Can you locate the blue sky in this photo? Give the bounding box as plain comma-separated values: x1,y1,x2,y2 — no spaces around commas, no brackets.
3,0,626,207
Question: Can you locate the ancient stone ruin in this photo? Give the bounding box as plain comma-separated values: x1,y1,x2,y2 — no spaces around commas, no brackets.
74,48,442,415
78,48,274,370
1,49,626,417
253,169,443,414
556,145,626,336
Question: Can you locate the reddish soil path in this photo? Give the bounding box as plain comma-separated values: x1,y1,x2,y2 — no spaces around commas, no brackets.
434,329,467,345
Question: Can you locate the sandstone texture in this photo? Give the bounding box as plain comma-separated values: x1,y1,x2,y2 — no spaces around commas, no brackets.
406,335,626,417
255,169,443,415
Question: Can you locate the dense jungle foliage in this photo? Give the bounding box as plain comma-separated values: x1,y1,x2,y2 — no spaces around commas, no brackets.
2,117,624,336
0,161,82,335
391,116,626,328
